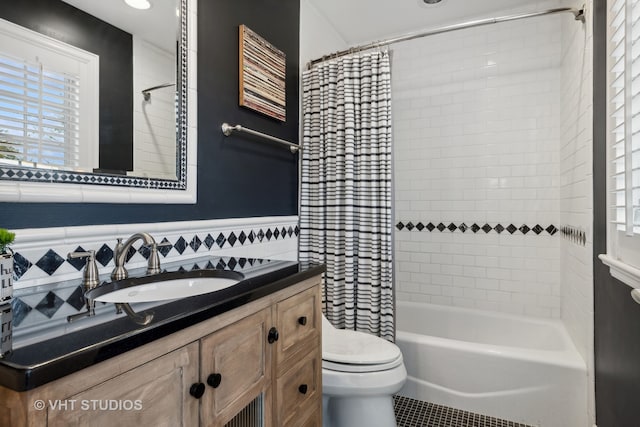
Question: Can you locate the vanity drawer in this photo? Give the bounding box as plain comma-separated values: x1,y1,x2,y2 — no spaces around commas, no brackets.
275,349,322,427
275,286,320,366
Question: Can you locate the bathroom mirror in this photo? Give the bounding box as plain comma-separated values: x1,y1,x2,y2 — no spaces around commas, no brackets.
0,0,197,203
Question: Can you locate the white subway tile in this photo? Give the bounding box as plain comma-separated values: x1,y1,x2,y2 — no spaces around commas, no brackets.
392,9,589,344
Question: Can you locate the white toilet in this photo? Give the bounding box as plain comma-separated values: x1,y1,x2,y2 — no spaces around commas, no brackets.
321,314,407,427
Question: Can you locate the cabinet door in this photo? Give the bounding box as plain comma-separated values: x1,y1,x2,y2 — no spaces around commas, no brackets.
200,307,272,426
275,286,320,366
275,349,322,427
46,342,199,427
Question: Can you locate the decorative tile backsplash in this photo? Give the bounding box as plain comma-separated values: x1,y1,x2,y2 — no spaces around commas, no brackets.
9,216,299,333
13,225,299,282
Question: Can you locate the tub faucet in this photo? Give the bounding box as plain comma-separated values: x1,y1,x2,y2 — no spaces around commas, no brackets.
111,232,159,281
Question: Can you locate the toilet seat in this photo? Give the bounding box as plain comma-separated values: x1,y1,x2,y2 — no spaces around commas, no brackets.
322,326,403,373
322,354,404,373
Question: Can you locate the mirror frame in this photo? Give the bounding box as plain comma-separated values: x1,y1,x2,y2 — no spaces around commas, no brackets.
0,0,197,204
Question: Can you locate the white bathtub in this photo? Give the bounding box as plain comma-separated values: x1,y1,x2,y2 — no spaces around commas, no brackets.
395,301,587,427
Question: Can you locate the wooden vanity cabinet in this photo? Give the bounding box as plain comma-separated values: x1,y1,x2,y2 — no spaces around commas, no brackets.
0,275,322,427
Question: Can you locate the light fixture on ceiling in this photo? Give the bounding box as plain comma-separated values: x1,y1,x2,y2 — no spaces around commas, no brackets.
423,0,442,3
124,0,151,10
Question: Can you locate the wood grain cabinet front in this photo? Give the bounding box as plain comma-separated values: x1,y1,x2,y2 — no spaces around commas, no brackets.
273,284,322,427
200,307,272,427
47,343,199,427
274,285,321,367
276,348,321,427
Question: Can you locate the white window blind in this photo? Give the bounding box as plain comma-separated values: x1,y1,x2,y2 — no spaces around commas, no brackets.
0,54,81,167
604,0,640,282
609,0,640,236
0,17,98,172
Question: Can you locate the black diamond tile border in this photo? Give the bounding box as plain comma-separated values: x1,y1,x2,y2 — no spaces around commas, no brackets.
95,244,114,267
396,221,558,236
560,225,587,246
174,237,188,254
65,286,86,311
13,252,32,280
10,298,32,328
394,395,533,427
34,291,65,318
204,234,215,249
11,225,299,286
190,236,202,252
35,250,66,276
67,246,88,271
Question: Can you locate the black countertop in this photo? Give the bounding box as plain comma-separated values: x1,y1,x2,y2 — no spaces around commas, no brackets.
0,257,324,392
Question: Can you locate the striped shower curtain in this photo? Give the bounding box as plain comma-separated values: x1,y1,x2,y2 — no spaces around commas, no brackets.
299,51,394,341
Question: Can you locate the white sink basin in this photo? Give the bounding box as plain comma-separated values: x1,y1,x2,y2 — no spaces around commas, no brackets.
94,277,241,303
87,270,245,304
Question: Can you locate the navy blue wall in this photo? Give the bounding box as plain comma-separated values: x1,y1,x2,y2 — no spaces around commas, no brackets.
0,0,300,228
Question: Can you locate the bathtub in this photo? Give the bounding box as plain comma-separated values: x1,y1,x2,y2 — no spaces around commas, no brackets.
395,301,587,427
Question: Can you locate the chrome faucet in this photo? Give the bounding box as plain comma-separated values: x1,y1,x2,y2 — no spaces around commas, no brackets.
111,232,161,280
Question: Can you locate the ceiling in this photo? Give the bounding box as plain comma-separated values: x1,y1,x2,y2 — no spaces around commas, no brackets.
306,0,571,45
61,0,179,52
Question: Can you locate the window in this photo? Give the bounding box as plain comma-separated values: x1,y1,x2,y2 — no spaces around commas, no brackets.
0,18,98,171
604,0,640,285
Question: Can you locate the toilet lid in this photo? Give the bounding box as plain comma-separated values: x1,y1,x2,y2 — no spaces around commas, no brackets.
322,328,402,365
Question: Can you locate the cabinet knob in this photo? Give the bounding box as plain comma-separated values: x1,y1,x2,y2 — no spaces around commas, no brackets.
189,382,205,399
298,316,307,326
298,384,308,395
268,327,279,343
207,373,222,388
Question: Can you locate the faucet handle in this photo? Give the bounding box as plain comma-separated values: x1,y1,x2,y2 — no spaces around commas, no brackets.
68,250,100,291
114,237,124,256
148,241,172,250
146,241,172,275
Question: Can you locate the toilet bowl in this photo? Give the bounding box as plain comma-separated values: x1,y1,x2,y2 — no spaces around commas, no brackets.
321,314,407,427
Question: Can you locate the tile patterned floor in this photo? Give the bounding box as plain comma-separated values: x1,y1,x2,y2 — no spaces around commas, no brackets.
394,396,535,427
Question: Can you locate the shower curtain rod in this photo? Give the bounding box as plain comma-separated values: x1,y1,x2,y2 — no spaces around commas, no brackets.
307,6,585,69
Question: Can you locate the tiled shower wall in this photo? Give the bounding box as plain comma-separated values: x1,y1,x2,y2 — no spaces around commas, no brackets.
132,36,177,180
559,0,594,422
393,14,564,317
